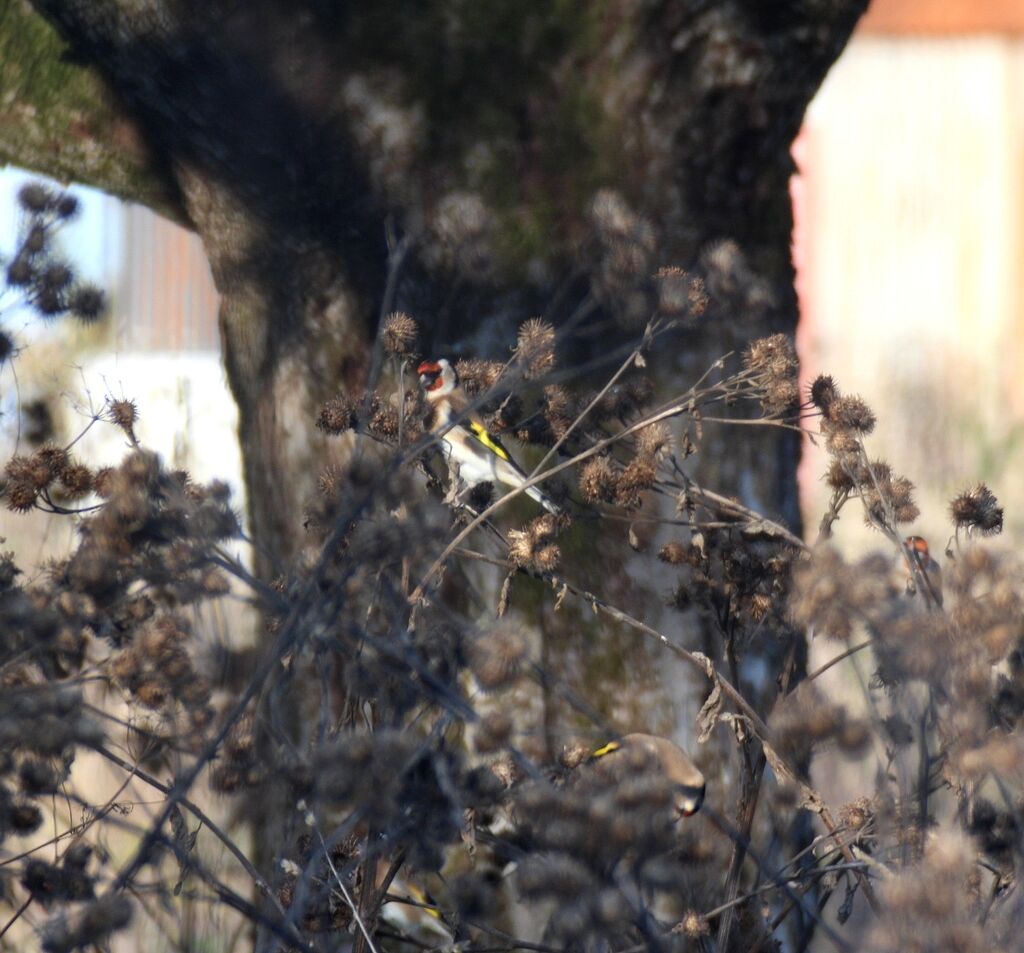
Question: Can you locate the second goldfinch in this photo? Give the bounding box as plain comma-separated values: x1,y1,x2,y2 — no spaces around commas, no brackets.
584,733,706,818
418,358,561,514
903,535,943,608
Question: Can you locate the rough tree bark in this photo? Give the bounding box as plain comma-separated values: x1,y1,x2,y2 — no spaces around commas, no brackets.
2,0,868,575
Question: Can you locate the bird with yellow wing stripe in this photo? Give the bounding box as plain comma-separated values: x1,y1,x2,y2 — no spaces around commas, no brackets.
417,358,562,514
583,733,706,819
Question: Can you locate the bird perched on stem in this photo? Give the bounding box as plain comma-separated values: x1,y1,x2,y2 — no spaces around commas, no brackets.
581,733,706,818
903,535,943,608
417,358,561,514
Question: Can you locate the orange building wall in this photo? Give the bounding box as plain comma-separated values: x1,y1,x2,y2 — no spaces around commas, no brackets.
861,0,1024,35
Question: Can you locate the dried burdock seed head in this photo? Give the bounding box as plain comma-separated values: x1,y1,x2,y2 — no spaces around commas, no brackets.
9,799,43,833
381,311,419,355
0,330,16,364
659,541,688,564
763,377,801,417
615,381,650,417
635,422,671,460
744,334,800,416
18,182,53,212
825,458,856,493
469,622,528,691
824,425,860,455
744,333,798,380
34,285,65,317
533,544,561,572
68,285,106,323
58,463,93,500
890,477,920,524
527,513,559,544
40,262,73,293
590,190,654,251
857,459,892,487
677,911,710,939
791,546,859,640
36,445,69,483
579,456,619,504
828,395,876,434
106,398,138,433
317,465,343,499
41,895,132,953
316,394,357,434
616,457,656,509
55,193,80,220
430,191,493,274
950,483,1003,536
5,478,38,512
7,255,34,287
369,402,399,440
809,374,839,413
839,797,873,831
654,267,708,318
473,710,513,754
92,467,115,498
455,358,504,396
541,384,573,440
516,317,556,380
507,517,561,572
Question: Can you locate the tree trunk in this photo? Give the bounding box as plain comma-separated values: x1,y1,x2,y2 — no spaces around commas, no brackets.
6,2,867,574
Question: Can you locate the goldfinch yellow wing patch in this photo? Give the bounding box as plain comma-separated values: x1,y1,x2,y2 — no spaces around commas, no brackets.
468,420,510,461
590,741,621,759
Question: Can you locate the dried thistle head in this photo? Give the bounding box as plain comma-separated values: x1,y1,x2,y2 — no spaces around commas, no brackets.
635,422,671,460
381,311,419,356
469,622,528,691
743,334,799,417
316,394,357,434
107,398,138,434
950,483,1003,536
18,182,54,213
430,191,493,275
58,462,94,500
615,457,656,509
676,911,710,939
454,359,504,397
508,513,562,572
860,464,919,528
516,318,556,380
824,458,856,493
68,285,106,323
542,385,574,442
0,330,16,364
865,831,986,953
368,398,399,441
827,394,876,435
578,457,619,504
808,374,839,414
823,423,860,456
654,267,708,319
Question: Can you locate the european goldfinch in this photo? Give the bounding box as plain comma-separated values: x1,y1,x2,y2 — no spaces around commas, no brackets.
417,358,561,515
903,535,943,608
584,733,706,818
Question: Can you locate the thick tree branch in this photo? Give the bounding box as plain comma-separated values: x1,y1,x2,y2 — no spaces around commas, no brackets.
0,1,186,223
